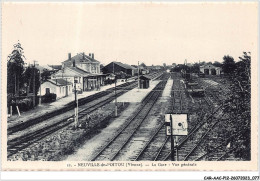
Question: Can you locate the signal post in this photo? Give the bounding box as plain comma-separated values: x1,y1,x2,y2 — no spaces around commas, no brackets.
165,113,188,161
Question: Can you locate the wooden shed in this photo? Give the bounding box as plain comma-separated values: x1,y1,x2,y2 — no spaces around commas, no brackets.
139,75,151,89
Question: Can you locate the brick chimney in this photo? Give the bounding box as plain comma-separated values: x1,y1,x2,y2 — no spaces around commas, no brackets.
73,60,75,67
92,53,94,60
89,53,91,57
83,52,85,59
68,53,71,60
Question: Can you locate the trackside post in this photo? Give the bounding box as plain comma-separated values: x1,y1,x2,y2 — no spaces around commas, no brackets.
165,113,188,161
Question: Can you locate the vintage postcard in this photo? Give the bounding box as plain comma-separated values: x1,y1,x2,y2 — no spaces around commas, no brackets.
1,2,258,172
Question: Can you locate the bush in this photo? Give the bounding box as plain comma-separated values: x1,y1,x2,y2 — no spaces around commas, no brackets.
42,93,56,103
10,98,33,112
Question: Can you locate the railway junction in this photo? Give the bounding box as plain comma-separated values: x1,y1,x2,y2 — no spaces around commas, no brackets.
7,71,245,161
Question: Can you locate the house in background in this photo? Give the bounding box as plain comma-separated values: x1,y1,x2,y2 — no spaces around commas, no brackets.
48,65,62,71
146,65,163,72
34,64,59,81
102,62,137,77
35,64,53,72
131,64,149,75
39,79,72,99
200,64,222,75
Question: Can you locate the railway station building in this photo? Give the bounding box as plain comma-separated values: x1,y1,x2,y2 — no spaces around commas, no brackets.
50,53,105,92
102,62,137,77
200,64,222,75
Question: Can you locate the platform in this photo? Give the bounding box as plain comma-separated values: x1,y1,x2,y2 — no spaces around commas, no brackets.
161,79,173,97
159,78,173,102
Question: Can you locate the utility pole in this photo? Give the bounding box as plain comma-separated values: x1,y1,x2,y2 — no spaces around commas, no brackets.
66,78,68,96
32,61,36,107
113,62,117,117
198,60,200,78
170,114,174,161
138,61,140,89
14,73,17,105
62,68,68,96
39,69,42,105
185,59,188,80
176,136,179,161
74,76,78,128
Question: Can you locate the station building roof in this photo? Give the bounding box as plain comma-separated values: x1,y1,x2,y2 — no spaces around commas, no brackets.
139,75,152,80
47,79,72,86
63,53,100,64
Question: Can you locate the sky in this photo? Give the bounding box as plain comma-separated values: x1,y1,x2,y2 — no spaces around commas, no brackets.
2,2,258,66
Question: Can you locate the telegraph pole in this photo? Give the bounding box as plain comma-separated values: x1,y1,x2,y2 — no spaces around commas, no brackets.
39,69,42,105
74,77,78,128
32,61,36,107
198,60,200,78
113,62,117,117
66,78,68,96
62,68,68,97
176,136,179,161
138,61,140,89
170,114,174,161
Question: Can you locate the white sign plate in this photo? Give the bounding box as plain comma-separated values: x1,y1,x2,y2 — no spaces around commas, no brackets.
165,114,188,136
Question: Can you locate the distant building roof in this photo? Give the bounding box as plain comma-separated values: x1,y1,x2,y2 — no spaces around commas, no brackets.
113,62,137,70
200,64,222,70
63,53,99,64
146,65,163,69
131,65,138,68
47,79,72,86
48,65,62,70
34,64,53,72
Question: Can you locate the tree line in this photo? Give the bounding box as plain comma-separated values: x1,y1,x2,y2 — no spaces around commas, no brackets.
170,55,240,75
7,42,41,112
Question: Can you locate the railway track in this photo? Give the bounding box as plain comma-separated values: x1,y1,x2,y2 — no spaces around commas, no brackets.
90,75,169,161
135,73,187,161
153,75,235,161
151,74,187,161
148,73,229,161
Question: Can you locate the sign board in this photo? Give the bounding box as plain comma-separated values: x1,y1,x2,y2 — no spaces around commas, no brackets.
165,114,188,136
